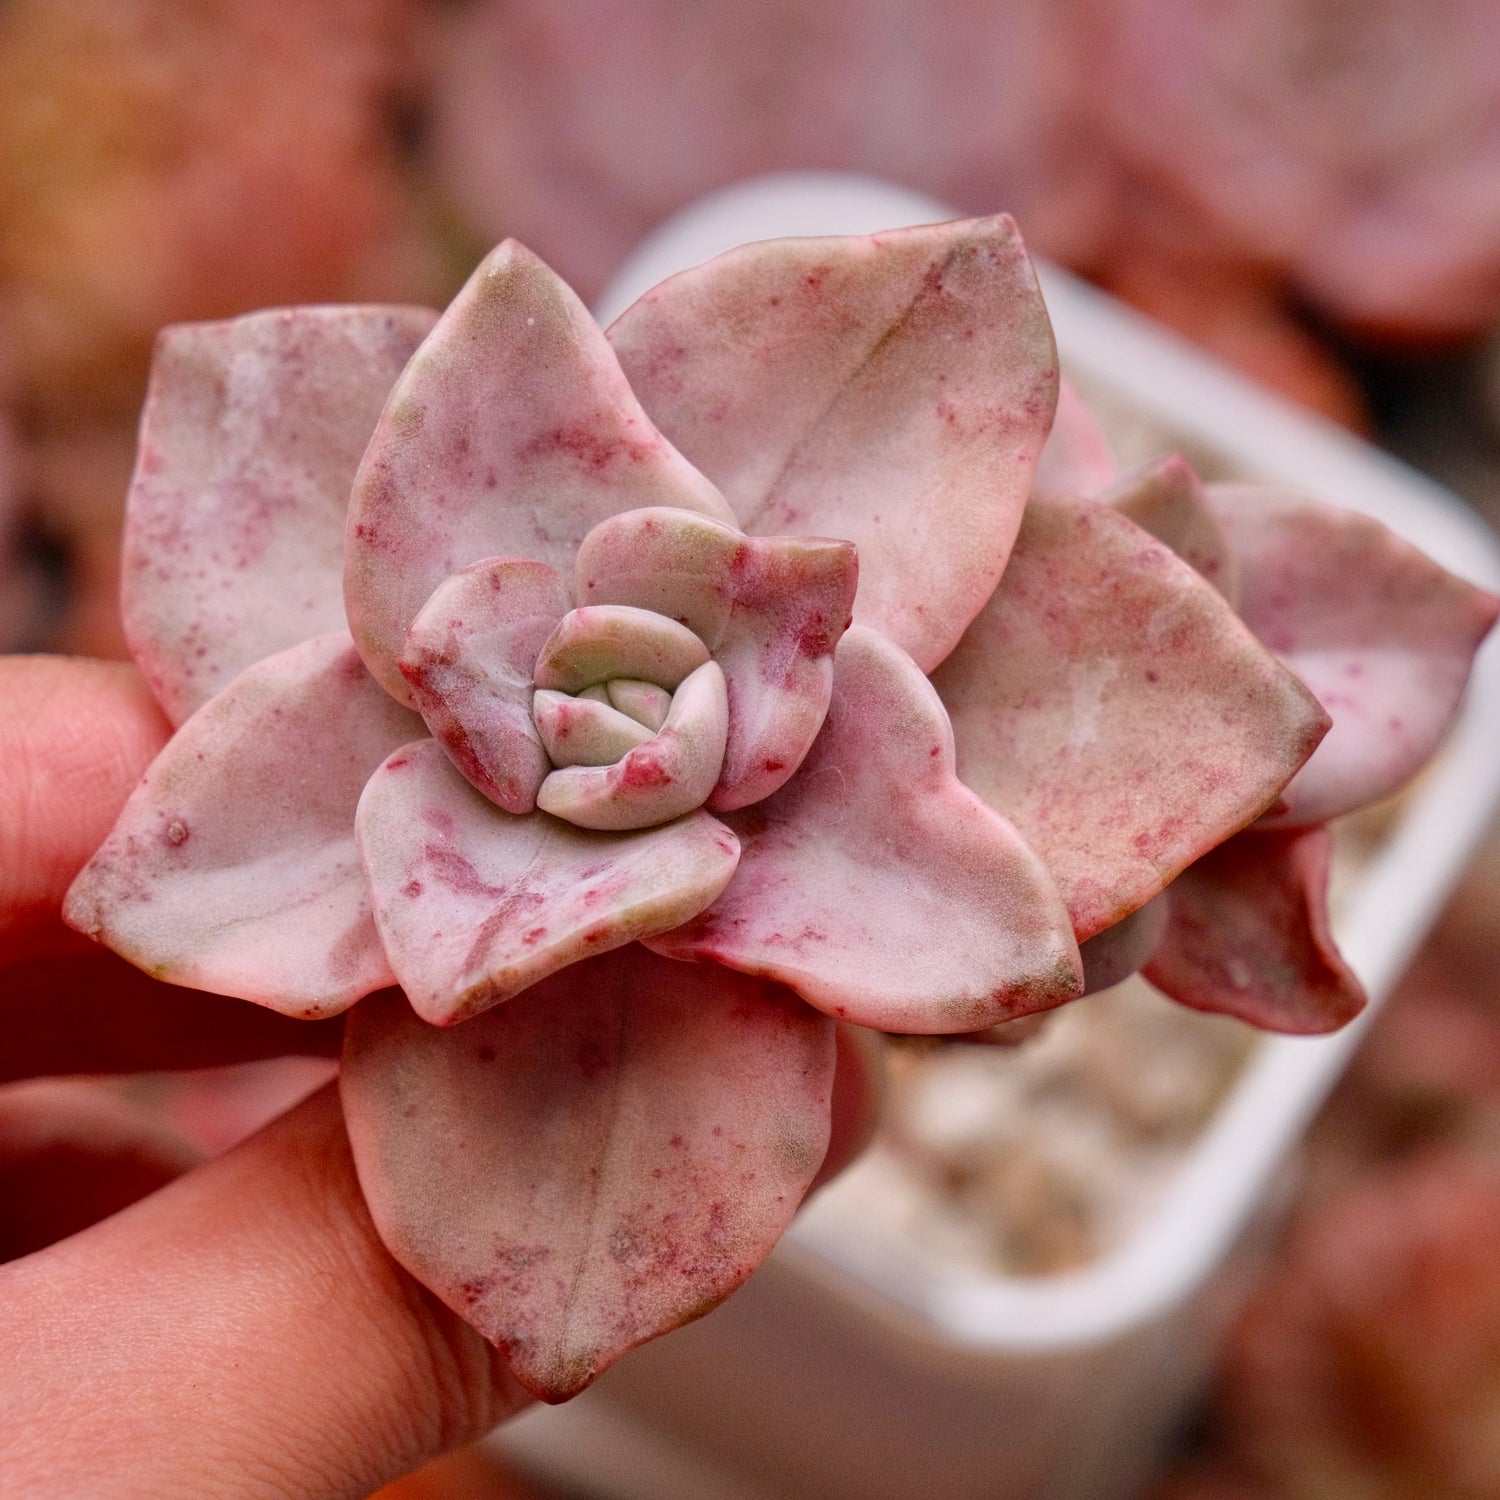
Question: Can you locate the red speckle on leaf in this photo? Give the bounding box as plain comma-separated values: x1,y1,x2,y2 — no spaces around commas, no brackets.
761,758,786,775
669,1134,685,1149
401,878,423,898
620,754,672,789
1146,670,1160,684
427,846,507,899
794,615,833,658
522,925,548,944
525,424,652,471
457,1276,491,1305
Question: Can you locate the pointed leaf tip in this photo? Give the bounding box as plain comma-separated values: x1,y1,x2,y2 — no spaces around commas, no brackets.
346,241,732,705
1146,827,1367,1033
935,492,1330,939
1210,483,1500,825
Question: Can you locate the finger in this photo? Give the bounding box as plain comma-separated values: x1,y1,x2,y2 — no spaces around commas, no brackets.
1,950,344,1084
0,1078,202,1261
0,656,169,962
0,1084,532,1499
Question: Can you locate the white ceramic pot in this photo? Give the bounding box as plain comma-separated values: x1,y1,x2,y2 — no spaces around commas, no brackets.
496,173,1500,1500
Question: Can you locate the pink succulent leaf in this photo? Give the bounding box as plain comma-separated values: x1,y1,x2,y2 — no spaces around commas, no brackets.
63,634,422,1018
399,556,570,814
932,492,1330,940
1034,377,1117,496
533,604,710,693
533,690,654,767
1079,893,1169,996
608,216,1057,672
1144,826,1367,1033
1100,453,1239,604
608,679,671,731
575,507,858,810
648,627,1084,1032
344,240,735,706
1208,483,1500,825
340,945,835,1401
356,739,740,1026
536,661,729,831
123,306,437,725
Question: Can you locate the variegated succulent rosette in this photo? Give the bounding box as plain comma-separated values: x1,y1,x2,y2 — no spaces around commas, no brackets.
64,217,1497,1402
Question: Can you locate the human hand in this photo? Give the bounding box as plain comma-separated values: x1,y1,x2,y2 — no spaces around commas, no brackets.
0,655,878,1498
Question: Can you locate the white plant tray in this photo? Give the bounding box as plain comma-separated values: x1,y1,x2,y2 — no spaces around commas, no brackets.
496,174,1500,1500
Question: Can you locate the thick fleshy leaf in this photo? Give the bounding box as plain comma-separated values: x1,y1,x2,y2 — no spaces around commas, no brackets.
1034,377,1117,495
537,661,729,830
123,306,437,725
533,604,710,693
1144,827,1366,1033
649,628,1083,1032
608,678,671,730
609,216,1056,671
63,634,422,1017
575,507,858,809
932,493,1330,940
399,556,570,813
341,947,835,1400
1209,483,1500,825
345,240,733,704
1079,894,1169,996
356,739,738,1024
1101,453,1238,604
533,690,653,766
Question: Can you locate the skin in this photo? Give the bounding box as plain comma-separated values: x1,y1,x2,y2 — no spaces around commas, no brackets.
0,655,875,1497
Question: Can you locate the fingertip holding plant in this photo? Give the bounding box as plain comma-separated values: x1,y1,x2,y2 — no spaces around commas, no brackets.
62,212,1498,1402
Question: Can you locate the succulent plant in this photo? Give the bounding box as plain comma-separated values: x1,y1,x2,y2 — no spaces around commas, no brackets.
62,215,1496,1402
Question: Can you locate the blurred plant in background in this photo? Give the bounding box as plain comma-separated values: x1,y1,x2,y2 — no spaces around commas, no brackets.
0,0,453,654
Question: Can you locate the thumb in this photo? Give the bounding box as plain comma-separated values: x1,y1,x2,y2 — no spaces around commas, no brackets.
0,1084,531,1499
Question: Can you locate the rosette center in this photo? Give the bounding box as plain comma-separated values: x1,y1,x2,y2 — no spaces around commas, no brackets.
531,605,729,831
